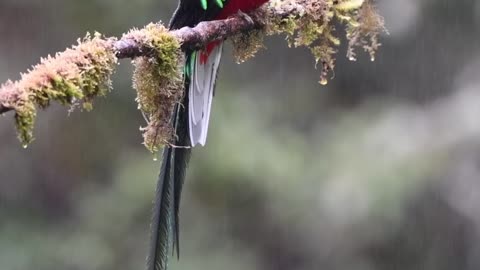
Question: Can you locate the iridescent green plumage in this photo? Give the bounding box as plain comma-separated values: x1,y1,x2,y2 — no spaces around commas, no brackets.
200,0,225,10
184,51,196,79
200,0,207,10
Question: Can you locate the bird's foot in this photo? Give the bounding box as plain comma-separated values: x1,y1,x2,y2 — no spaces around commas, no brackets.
237,10,255,25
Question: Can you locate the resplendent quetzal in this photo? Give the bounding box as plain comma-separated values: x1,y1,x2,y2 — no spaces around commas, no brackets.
147,0,269,270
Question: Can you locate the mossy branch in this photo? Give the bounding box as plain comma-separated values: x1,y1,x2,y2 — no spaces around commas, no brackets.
0,0,385,151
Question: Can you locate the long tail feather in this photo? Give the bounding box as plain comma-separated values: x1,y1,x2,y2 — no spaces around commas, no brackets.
150,3,224,270
148,40,221,270
148,95,191,270
147,146,174,270
172,95,192,259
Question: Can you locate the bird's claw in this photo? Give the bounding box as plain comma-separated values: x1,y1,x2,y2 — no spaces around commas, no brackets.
237,10,255,25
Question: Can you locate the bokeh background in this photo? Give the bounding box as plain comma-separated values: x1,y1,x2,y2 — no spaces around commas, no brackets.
1,0,480,269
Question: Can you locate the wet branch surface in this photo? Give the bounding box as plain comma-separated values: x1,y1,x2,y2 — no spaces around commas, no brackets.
0,2,303,115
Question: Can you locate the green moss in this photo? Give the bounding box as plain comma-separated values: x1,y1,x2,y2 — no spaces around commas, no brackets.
345,1,387,61
129,23,184,153
3,0,385,150
79,36,118,110
6,32,117,146
14,101,36,146
252,0,386,85
33,76,83,108
231,30,265,63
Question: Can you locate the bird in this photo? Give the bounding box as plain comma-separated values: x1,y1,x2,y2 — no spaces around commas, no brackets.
147,0,269,270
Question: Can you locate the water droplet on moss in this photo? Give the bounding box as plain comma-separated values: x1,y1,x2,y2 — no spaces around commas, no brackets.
320,78,328,85
22,144,28,149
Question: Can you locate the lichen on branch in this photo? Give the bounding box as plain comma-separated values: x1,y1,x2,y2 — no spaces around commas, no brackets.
0,0,385,151
234,0,386,85
0,33,117,145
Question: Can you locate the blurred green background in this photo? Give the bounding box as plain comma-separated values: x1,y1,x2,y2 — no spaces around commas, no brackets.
1,0,480,269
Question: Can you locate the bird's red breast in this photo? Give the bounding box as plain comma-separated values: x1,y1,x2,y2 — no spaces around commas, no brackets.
200,0,269,63
216,0,270,20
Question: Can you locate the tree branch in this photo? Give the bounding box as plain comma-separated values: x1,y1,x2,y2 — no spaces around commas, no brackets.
113,16,259,59
114,1,302,58
0,4,294,115
0,0,385,149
